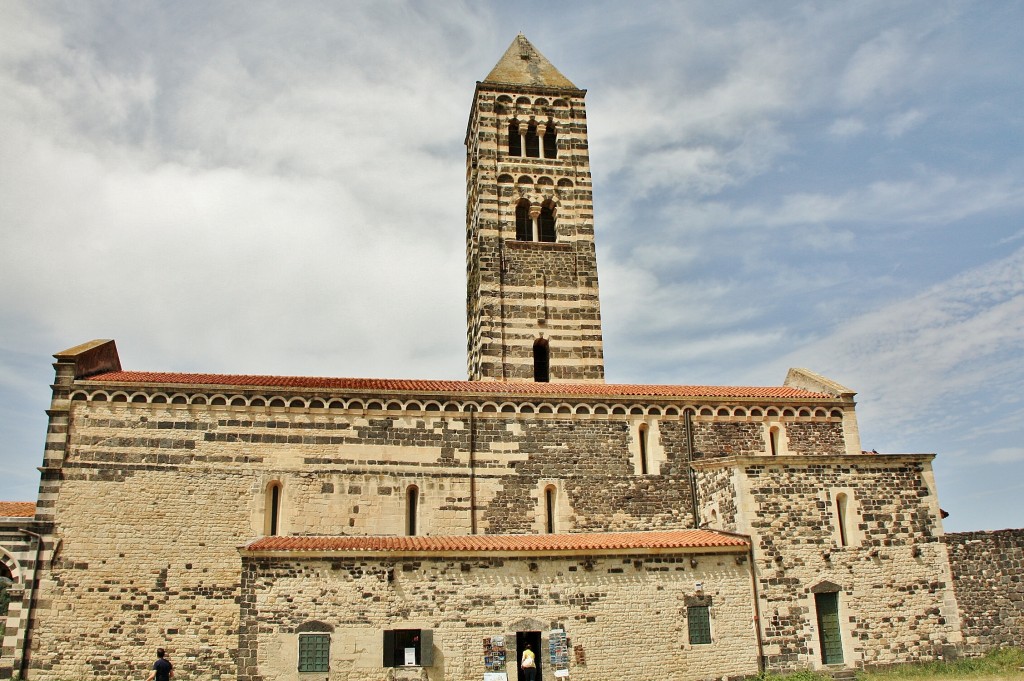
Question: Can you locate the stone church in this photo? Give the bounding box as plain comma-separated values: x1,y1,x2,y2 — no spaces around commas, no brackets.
1,35,968,681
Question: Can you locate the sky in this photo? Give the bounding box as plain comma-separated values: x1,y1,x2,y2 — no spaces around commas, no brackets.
1,1,1022,533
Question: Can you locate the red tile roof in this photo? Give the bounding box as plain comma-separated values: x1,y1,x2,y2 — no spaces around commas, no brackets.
0,502,35,518
243,529,748,554
85,372,829,399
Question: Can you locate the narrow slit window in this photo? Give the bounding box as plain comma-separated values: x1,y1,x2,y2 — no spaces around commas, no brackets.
769,427,780,456
639,424,649,475
407,485,419,536
545,485,556,533
266,482,282,536
836,493,849,547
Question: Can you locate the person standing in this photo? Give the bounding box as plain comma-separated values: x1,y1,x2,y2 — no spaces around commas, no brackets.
520,643,536,681
146,648,173,681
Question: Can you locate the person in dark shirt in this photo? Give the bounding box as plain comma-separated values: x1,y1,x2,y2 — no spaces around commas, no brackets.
146,648,173,681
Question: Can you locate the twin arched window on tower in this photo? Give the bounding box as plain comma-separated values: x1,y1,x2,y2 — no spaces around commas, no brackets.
508,120,557,159
515,200,556,243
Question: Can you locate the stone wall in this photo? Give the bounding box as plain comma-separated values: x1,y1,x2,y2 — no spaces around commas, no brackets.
239,551,759,681
29,400,694,680
694,455,962,671
27,384,854,680
945,528,1024,652
0,520,40,680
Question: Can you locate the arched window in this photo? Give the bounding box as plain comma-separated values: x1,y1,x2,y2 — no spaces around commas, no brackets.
515,201,532,241
638,423,649,475
533,337,550,383
543,123,557,159
265,481,282,536
508,120,521,156
524,122,540,158
836,493,849,547
538,204,556,242
769,427,780,456
406,485,419,536
544,485,557,533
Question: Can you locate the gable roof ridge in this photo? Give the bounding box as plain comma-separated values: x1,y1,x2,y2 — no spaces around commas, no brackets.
81,371,832,399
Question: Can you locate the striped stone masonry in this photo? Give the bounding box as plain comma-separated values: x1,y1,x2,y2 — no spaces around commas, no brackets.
465,40,604,383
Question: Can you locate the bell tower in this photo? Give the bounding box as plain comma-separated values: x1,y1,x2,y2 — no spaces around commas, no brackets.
465,35,605,383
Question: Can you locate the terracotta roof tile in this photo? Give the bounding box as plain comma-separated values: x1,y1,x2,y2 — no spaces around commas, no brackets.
244,529,748,554
85,372,829,400
0,502,35,518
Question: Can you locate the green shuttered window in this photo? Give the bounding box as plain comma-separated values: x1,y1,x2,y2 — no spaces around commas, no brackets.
687,605,712,645
298,633,330,672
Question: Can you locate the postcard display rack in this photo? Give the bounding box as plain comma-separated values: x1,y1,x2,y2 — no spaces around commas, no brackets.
483,635,508,681
548,629,569,678
481,630,570,680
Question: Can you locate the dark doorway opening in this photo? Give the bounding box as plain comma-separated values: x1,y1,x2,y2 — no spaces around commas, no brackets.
516,631,542,681
533,338,550,383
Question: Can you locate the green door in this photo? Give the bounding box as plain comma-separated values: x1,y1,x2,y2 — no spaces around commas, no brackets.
815,592,844,665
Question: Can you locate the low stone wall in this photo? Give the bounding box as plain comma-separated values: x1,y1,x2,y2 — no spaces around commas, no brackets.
945,529,1024,652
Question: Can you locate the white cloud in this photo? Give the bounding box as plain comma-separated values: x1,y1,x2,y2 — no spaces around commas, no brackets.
1,1,1023,532
839,29,915,107
699,171,1024,231
829,117,866,137
984,448,1024,464
884,109,927,138
770,246,1024,446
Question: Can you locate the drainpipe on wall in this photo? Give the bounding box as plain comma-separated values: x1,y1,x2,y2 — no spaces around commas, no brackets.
499,243,508,381
747,540,766,673
17,527,44,680
684,409,700,527
469,408,477,535
715,529,767,674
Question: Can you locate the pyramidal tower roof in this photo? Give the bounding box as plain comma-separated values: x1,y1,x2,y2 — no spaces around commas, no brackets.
482,34,577,89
